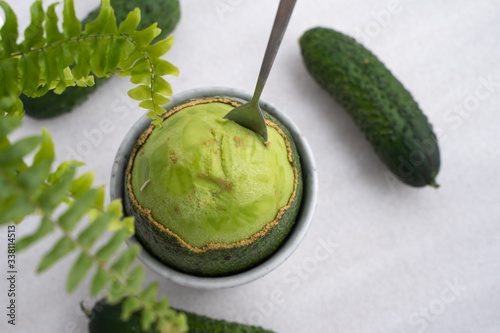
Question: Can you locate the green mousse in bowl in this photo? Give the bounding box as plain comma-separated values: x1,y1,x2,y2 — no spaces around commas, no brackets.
124,97,302,276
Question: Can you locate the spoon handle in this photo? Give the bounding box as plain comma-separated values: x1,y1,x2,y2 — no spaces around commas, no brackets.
252,0,297,103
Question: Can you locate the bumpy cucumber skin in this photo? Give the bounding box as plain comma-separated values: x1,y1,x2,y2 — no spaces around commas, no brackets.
300,27,440,187
22,0,181,119
124,107,303,277
88,298,275,333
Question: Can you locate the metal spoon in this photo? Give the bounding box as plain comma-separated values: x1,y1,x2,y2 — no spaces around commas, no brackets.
223,0,297,142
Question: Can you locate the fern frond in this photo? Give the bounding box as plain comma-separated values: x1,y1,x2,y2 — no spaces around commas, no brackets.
0,0,178,124
0,115,187,333
0,0,185,330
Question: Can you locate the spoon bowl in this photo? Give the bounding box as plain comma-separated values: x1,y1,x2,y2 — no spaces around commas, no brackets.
223,100,268,142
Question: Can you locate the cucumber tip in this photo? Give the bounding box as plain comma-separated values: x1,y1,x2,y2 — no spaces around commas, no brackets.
428,179,440,188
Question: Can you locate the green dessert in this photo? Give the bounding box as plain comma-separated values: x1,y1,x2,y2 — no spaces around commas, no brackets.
124,97,302,276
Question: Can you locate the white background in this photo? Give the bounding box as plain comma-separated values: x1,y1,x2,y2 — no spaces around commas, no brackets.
1,0,499,332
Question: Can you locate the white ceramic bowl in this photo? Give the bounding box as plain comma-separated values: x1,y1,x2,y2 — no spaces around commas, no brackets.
110,87,317,289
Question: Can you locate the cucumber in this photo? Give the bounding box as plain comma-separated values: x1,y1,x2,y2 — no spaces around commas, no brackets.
22,0,181,119
300,27,440,187
87,298,275,333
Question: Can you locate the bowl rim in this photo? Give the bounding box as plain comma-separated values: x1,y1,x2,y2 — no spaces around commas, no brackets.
110,86,318,289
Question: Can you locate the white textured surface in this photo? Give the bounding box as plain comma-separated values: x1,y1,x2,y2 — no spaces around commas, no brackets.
1,0,500,332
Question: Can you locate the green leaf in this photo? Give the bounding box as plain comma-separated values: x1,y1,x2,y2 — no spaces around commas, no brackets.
78,212,113,250
107,280,127,304
0,58,21,113
152,76,173,96
59,44,75,73
66,253,93,292
0,1,19,55
0,94,22,114
145,35,174,59
107,199,123,219
138,100,164,114
118,8,141,34
40,162,78,212
118,49,144,71
0,137,9,152
129,58,150,75
33,128,55,164
19,52,41,96
90,38,110,77
128,59,151,86
0,115,22,138
110,244,141,278
108,209,135,235
154,296,170,313
59,188,98,232
71,39,92,80
47,160,83,184
16,217,54,252
64,63,76,82
69,171,95,198
140,282,159,304
140,308,156,332
74,75,95,87
121,216,135,236
94,185,105,210
37,237,76,273
153,93,171,106
151,116,163,128
103,5,118,35
22,0,45,51
114,69,130,78
152,59,179,76
53,82,67,95
0,136,42,172
125,265,145,293
37,50,51,83
17,159,52,196
138,100,154,111
95,229,128,262
0,173,14,201
0,195,35,225
106,37,128,73
0,58,20,95
31,82,51,98
131,24,161,47
46,3,65,45
54,45,75,94
130,71,151,85
156,318,172,332
40,48,60,88
121,296,142,321
90,267,111,296
62,0,81,38
127,85,151,101
84,0,117,36
172,313,188,332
